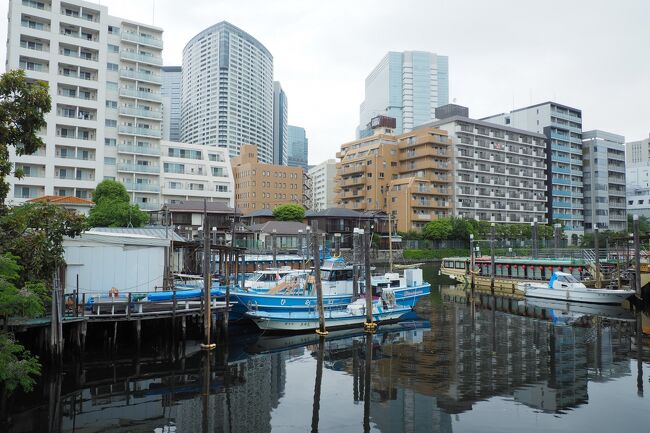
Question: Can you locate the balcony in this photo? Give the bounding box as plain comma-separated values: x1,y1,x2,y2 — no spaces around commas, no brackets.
120,51,162,65
118,125,162,138
119,106,162,119
117,144,160,155
119,88,162,102
119,69,162,84
123,182,161,193
121,32,163,48
136,201,161,211
117,163,160,174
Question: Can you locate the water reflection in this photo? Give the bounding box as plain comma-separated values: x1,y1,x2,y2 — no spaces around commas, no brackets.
5,287,650,432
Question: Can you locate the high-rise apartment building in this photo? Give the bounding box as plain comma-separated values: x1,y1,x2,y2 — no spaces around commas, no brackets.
6,0,165,209
160,141,233,205
483,102,584,240
357,51,448,137
625,134,650,218
232,144,304,211
428,106,548,225
308,159,336,211
272,81,288,165
625,134,650,167
336,116,452,232
287,125,308,170
581,130,626,232
161,65,181,142
180,21,274,163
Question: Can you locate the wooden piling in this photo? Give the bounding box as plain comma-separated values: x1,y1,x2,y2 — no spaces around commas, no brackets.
312,222,327,336
363,222,375,332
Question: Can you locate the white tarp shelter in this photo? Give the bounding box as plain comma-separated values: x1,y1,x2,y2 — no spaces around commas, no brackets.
63,230,171,295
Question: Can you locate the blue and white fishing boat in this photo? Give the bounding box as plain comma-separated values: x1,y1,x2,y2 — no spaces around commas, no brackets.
245,288,414,332
244,266,304,292
231,265,430,319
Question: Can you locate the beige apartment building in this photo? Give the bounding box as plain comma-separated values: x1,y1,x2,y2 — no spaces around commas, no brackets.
232,144,305,211
336,117,451,232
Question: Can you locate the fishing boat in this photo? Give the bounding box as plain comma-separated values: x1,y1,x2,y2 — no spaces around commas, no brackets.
518,272,635,305
230,267,430,320
245,288,413,332
440,256,617,291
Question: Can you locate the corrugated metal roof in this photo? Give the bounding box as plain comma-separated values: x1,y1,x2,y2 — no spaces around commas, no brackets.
89,226,186,242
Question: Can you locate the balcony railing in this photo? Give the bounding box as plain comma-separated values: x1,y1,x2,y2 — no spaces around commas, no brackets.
117,144,160,155
118,125,161,138
118,106,162,119
119,88,162,102
124,182,160,192
120,51,162,65
121,32,163,48
119,69,162,84
117,163,160,174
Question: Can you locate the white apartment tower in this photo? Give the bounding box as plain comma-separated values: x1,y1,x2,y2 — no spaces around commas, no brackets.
180,21,274,164
308,159,337,211
6,0,164,209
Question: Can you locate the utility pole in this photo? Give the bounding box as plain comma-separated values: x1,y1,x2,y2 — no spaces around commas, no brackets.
531,220,538,259
594,227,601,288
312,222,327,335
363,222,375,332
201,199,215,350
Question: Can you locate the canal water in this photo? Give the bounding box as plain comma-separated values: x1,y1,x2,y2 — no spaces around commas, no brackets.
4,265,650,432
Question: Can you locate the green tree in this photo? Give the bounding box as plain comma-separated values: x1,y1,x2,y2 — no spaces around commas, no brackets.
87,180,149,227
272,203,305,222
0,202,87,285
423,218,452,240
449,217,477,241
0,254,43,395
0,70,51,205
628,214,650,234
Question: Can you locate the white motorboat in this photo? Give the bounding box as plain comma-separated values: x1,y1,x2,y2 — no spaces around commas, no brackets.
518,272,635,305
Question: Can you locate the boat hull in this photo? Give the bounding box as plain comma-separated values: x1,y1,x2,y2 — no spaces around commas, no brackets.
522,286,635,305
246,307,413,332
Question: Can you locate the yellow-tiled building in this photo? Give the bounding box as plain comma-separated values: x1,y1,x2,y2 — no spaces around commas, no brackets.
336,118,451,232
232,144,305,211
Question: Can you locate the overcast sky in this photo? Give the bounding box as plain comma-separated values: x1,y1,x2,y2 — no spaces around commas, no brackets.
1,0,648,164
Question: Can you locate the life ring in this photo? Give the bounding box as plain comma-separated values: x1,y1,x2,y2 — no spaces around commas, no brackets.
109,287,119,298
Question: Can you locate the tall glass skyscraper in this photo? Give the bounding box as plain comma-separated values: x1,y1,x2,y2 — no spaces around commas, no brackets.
287,126,308,170
358,51,449,136
161,66,182,142
180,21,274,163
273,81,288,165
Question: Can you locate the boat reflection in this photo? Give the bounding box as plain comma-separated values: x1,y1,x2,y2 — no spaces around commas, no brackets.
3,292,649,433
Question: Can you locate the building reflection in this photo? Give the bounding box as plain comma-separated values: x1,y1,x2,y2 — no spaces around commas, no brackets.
5,294,644,433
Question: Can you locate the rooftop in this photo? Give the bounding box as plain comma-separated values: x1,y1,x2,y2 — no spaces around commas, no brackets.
27,195,94,206
421,115,547,139
165,200,236,214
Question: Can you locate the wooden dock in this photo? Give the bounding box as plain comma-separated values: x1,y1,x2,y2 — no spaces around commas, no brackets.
7,290,232,355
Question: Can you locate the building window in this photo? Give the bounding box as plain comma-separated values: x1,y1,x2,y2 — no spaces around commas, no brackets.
107,62,118,71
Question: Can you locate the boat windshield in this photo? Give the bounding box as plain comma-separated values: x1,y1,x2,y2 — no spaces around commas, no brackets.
557,274,578,283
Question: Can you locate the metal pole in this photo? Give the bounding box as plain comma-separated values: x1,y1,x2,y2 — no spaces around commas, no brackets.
532,220,538,259
312,223,327,335
469,234,475,294
554,223,561,258
634,215,641,298
388,211,393,272
334,233,341,258
490,223,496,293
363,222,375,332
272,229,277,268
201,199,214,350
594,227,601,288
298,229,304,270
352,228,360,301
163,205,170,290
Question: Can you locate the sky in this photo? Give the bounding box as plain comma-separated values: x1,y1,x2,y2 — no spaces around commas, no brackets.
1,0,649,165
